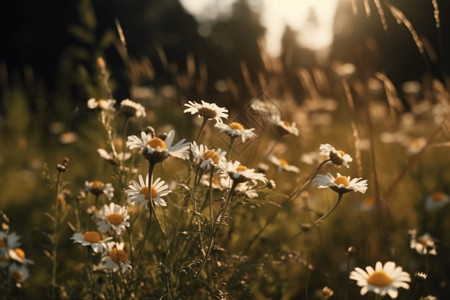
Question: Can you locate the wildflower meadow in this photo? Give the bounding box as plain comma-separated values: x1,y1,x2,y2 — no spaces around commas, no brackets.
1,0,449,299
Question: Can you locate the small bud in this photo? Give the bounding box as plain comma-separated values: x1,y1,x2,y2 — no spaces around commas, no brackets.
415,271,428,281
301,223,312,232
56,157,69,172
346,246,357,255
322,286,334,298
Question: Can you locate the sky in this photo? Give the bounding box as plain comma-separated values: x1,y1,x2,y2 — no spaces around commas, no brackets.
179,0,341,57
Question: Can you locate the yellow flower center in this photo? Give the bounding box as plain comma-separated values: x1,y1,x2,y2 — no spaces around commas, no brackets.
367,270,393,287
97,99,106,109
283,121,290,127
107,213,123,225
334,176,349,187
110,249,128,264
13,248,26,260
337,150,346,157
432,192,444,202
203,150,219,164
140,186,157,199
278,158,289,166
91,181,104,189
146,137,167,149
212,177,221,185
236,165,248,172
83,231,101,243
10,271,22,283
229,122,244,130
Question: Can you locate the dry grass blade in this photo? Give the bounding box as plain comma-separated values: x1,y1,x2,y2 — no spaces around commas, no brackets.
375,72,404,117
374,0,388,30
364,0,371,17
432,0,440,29
387,3,425,55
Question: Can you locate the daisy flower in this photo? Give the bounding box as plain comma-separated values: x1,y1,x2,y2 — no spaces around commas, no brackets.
313,173,368,194
101,242,132,273
126,175,171,208
350,261,411,299
269,114,299,136
120,99,146,118
71,231,112,253
9,264,30,284
0,231,21,254
407,137,427,154
200,174,225,190
408,230,437,255
215,122,257,143
8,248,34,265
319,143,353,168
85,180,114,201
268,155,300,173
300,151,329,166
127,130,190,163
87,98,116,111
96,203,130,235
250,98,281,118
183,100,229,124
226,161,267,184
424,191,449,210
191,142,227,171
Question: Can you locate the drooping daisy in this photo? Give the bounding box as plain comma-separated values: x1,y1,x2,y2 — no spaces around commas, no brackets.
96,203,130,235
350,261,411,299
85,180,114,201
101,242,132,273
226,161,267,184
215,122,257,143
71,231,112,253
127,130,190,163
424,191,449,210
408,230,437,255
97,148,131,164
268,155,300,173
269,114,299,136
319,143,353,168
9,264,30,284
235,181,259,198
8,248,34,265
126,175,171,208
87,98,116,111
191,142,227,171
250,98,281,118
183,100,229,124
120,99,146,118
200,174,225,190
313,173,368,194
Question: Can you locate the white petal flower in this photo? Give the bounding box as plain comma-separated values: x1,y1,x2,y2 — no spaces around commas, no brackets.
126,175,171,208
191,142,227,171
313,173,368,194
226,161,267,184
319,143,353,168
96,203,130,235
87,98,116,111
71,232,112,253
101,242,132,273
8,248,34,265
120,99,146,118
183,100,229,123
215,122,257,143
269,114,299,136
0,231,21,253
350,261,411,299
85,180,114,201
97,148,131,163
126,130,190,163
9,264,30,283
409,230,437,255
424,191,450,210
268,155,300,173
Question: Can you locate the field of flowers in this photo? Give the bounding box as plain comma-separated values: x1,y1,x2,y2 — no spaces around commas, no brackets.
1,1,450,300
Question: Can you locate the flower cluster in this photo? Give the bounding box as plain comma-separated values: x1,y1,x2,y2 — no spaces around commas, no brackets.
0,230,33,286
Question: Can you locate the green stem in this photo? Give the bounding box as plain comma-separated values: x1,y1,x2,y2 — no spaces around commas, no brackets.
227,137,236,159
52,171,62,300
285,192,344,242
244,159,331,253
195,117,209,142
184,181,238,300
134,162,155,266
